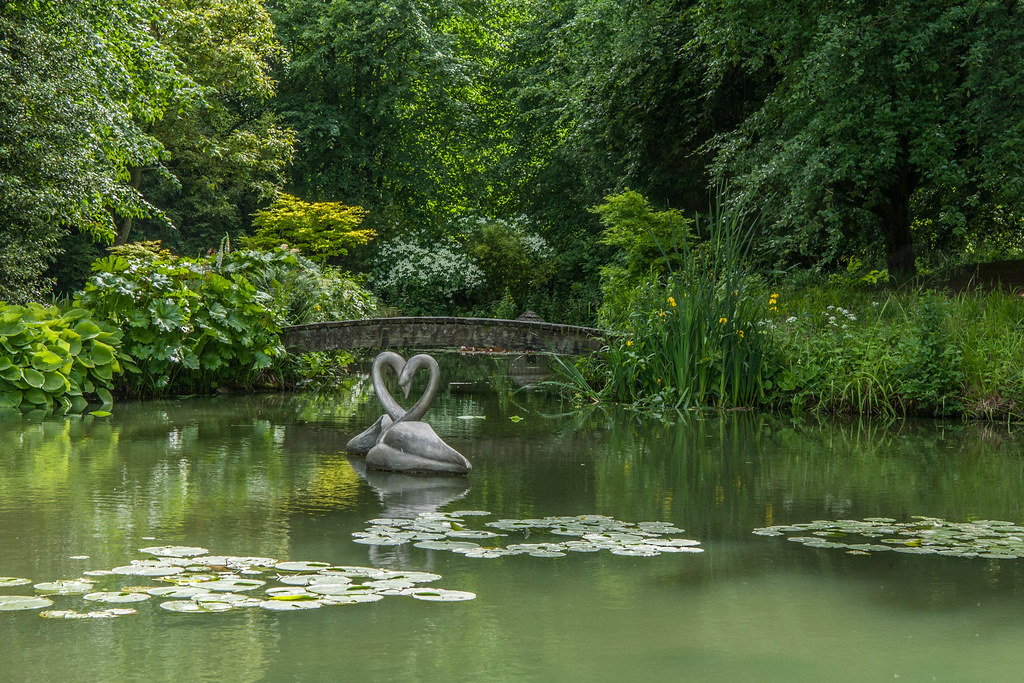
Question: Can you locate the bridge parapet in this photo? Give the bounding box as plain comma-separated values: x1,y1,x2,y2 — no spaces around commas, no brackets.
282,317,612,355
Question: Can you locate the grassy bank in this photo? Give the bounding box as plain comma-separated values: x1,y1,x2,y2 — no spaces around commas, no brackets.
564,278,1024,422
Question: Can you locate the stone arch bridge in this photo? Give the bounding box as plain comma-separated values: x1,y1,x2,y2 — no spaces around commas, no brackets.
282,316,612,355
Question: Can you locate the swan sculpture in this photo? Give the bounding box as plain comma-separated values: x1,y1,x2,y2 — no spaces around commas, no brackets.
345,351,406,454
349,352,471,475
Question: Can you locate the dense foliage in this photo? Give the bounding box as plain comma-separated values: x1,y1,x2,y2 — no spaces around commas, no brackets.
245,193,375,262
0,304,129,414
4,0,1023,418
76,246,285,396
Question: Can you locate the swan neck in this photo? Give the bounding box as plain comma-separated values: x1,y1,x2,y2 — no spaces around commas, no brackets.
372,352,406,421
396,354,439,423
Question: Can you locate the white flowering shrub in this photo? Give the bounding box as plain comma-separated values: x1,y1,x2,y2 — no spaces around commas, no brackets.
373,241,486,315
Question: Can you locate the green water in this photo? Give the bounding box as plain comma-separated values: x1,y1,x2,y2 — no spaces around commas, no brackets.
3,358,1024,681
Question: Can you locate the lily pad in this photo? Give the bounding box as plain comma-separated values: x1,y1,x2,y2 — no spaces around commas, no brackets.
83,591,151,603
41,608,137,619
414,540,481,552
259,599,322,611
146,586,215,599
0,595,53,611
111,564,184,577
34,580,94,594
405,588,476,602
0,577,32,588
274,561,332,573
754,516,1024,559
139,545,209,558
188,578,265,592
160,600,232,613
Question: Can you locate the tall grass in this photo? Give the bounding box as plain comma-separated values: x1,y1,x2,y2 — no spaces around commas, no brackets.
768,282,1024,421
568,194,770,411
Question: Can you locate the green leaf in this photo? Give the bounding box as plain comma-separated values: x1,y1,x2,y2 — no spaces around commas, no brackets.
0,391,22,408
89,341,116,366
41,372,67,393
21,368,44,388
74,320,102,340
31,349,65,372
23,387,48,405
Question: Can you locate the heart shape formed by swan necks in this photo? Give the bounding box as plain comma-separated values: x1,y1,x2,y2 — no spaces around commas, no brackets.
349,351,470,475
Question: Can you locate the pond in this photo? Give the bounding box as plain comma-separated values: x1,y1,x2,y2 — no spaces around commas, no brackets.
3,355,1024,681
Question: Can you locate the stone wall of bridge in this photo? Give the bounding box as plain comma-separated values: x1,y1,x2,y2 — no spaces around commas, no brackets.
282,317,611,355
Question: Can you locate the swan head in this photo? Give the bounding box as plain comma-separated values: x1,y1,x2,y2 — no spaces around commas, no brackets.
397,354,438,401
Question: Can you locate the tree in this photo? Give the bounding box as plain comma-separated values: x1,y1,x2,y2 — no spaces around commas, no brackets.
694,0,1024,277
245,193,375,262
0,0,188,300
118,0,296,252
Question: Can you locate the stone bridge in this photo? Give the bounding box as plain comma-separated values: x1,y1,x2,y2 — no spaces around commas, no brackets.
282,316,612,355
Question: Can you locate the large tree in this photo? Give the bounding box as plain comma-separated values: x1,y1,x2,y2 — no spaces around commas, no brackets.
0,0,187,300
118,0,295,252
694,0,1024,277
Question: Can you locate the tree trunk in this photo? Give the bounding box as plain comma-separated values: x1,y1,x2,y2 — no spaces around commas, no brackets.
874,171,918,281
113,165,143,245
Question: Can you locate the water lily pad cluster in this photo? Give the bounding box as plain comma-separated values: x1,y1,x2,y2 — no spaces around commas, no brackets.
754,516,1024,558
0,545,475,617
354,511,704,559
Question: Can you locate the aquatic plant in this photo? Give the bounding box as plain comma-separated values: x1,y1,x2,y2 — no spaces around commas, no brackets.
0,545,475,616
755,516,1024,558
353,510,703,559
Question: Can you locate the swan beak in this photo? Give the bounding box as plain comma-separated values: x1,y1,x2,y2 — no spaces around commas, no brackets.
400,381,411,399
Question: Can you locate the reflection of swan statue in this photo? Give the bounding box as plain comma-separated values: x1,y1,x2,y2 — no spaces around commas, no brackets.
349,352,472,475
347,457,470,517
346,352,406,454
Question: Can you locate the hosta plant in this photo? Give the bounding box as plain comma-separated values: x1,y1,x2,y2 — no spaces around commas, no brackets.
0,303,130,413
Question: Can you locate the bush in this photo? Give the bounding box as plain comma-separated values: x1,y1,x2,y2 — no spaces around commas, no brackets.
76,245,285,396
244,193,375,263
462,215,555,313
0,302,130,413
593,190,694,329
217,248,379,326
372,240,485,315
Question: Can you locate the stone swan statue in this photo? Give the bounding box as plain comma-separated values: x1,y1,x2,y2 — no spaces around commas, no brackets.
348,352,471,475
346,351,406,454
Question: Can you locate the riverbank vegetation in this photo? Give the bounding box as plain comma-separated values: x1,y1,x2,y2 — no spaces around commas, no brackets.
1,1,1022,418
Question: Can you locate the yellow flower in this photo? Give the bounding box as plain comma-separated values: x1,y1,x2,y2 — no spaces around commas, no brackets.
658,310,666,319
769,306,778,312
737,329,745,338
626,340,633,347
719,317,728,324
667,297,676,307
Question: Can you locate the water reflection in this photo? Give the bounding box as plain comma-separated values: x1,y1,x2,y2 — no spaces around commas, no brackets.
3,369,1024,681
347,457,470,518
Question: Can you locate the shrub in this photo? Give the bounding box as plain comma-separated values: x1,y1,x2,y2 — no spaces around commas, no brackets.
76,246,285,396
244,193,375,263
0,303,130,413
461,215,555,312
217,248,379,326
372,241,485,315
593,190,694,329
